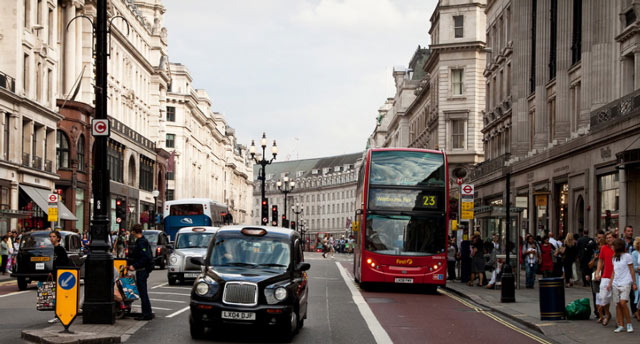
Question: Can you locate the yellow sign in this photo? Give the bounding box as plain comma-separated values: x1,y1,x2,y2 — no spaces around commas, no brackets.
461,210,474,220
48,207,58,222
451,220,458,231
461,202,474,211
395,258,413,265
535,195,548,207
56,268,79,330
114,259,128,278
352,221,360,232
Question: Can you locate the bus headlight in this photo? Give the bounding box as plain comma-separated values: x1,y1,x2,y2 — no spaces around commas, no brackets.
274,287,287,301
195,282,209,296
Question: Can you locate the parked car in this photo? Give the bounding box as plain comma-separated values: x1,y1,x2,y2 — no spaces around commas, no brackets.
11,230,85,290
168,226,218,285
189,225,310,340
127,230,173,269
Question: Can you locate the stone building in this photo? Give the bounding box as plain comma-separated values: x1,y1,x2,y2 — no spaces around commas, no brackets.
471,0,640,242
252,152,363,241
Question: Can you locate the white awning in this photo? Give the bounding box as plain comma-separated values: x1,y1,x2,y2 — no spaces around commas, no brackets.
20,185,78,221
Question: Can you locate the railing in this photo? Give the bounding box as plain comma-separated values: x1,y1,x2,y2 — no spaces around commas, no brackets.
45,159,53,173
22,153,30,167
470,154,509,180
591,87,640,132
0,71,16,93
32,156,42,170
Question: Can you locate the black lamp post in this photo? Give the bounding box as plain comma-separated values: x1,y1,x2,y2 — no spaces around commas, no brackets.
291,203,304,232
152,190,160,229
250,133,277,225
277,177,294,227
501,172,515,302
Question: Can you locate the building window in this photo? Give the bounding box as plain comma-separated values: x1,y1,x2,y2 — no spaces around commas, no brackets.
139,156,154,191
166,133,175,148
56,131,69,169
77,134,85,171
451,120,465,149
24,0,30,28
453,15,464,38
571,0,582,65
549,0,558,80
3,114,10,160
166,106,175,122
452,69,463,95
598,173,619,231
530,0,537,94
107,140,124,183
166,171,174,180
23,54,29,95
75,189,84,233
166,189,174,201
625,9,637,27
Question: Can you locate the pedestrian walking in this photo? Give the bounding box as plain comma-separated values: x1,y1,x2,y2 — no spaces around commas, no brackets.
460,235,472,283
623,226,637,317
631,236,640,321
539,236,554,277
447,236,458,280
607,238,637,333
0,236,9,275
595,231,616,326
469,232,485,287
48,230,69,324
322,235,329,258
590,231,605,319
522,235,541,288
128,224,154,321
329,235,335,258
577,229,596,287
561,234,579,287
549,232,564,277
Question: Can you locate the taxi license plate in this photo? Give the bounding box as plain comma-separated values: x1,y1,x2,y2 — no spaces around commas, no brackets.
221,311,256,321
35,263,45,270
394,278,413,284
184,273,199,278
31,257,50,262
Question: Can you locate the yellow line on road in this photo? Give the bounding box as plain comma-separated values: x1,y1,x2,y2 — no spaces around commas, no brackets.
439,289,552,344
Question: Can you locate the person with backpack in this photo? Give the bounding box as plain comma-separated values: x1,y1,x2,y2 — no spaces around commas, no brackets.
128,224,154,321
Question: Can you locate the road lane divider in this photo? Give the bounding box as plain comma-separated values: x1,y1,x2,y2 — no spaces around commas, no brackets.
438,288,552,344
166,306,190,318
335,262,392,344
148,291,190,296
0,290,29,298
151,283,168,289
149,298,188,303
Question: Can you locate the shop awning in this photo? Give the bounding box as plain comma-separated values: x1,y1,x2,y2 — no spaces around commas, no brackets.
19,185,78,221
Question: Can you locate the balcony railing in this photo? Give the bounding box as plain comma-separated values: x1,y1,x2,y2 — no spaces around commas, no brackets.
45,160,53,173
32,156,42,170
22,153,30,167
591,87,640,132
470,154,509,180
0,71,16,93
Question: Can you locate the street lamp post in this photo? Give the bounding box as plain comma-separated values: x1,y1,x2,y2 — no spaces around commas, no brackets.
277,177,295,227
250,133,277,225
291,203,304,232
152,190,160,229
501,172,515,302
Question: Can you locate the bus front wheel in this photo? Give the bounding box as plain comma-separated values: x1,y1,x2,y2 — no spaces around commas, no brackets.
424,285,438,294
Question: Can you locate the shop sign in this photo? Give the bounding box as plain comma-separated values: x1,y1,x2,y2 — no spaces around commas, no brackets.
516,196,528,208
535,195,547,207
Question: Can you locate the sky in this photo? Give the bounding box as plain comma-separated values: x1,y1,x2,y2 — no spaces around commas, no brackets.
162,0,438,160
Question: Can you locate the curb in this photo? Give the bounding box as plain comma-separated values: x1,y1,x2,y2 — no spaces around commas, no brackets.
443,286,545,335
21,330,120,344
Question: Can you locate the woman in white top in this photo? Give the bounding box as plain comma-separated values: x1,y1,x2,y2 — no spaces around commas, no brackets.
607,238,637,333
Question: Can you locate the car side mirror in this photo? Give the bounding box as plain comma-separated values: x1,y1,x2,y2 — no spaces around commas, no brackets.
167,243,174,250
191,257,205,266
296,262,310,271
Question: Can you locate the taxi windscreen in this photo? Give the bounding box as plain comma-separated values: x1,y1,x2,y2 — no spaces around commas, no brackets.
209,235,290,270
175,233,214,249
20,233,53,249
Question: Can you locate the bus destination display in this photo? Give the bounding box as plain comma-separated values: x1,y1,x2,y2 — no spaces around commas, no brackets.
369,189,440,210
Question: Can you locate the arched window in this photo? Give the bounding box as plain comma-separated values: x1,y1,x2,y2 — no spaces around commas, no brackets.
77,135,85,171
128,155,136,186
56,131,70,169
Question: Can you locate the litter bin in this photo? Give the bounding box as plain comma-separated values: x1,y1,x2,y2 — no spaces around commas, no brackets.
539,277,565,320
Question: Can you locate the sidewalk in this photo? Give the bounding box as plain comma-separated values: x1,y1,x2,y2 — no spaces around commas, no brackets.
446,273,640,343
21,316,148,344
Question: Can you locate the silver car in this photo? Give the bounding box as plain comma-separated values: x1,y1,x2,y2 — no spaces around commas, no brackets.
167,226,218,285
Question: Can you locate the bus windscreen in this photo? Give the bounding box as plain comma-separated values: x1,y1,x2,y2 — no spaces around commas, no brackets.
365,214,446,256
369,151,445,186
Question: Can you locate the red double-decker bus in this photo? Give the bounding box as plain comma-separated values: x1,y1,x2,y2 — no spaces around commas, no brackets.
353,148,449,292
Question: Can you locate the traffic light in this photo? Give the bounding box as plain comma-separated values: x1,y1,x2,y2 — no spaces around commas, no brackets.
115,199,126,228
261,198,269,225
282,215,289,228
290,221,296,230
271,205,278,226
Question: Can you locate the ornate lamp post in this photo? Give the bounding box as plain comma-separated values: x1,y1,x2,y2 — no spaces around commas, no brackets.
277,177,295,227
151,190,160,229
291,202,304,232
250,133,277,225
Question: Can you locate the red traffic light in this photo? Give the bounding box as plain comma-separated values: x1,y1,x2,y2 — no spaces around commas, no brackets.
262,200,267,206
272,207,276,211
116,200,122,206
282,215,285,219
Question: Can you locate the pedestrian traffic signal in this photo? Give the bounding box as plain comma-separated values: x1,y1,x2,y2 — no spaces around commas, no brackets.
271,205,278,226
115,199,126,228
290,221,296,230
261,198,269,225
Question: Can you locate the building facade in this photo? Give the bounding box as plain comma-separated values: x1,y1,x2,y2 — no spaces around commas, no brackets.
471,0,640,243
251,153,363,240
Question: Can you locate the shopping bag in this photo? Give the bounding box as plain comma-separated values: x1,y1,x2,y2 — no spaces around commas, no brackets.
566,298,591,320
120,276,140,301
36,278,56,311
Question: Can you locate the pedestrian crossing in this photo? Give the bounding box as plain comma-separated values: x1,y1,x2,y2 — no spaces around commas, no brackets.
130,282,193,319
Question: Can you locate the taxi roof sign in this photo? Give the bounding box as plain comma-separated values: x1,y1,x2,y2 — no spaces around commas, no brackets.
56,268,79,331
241,228,267,236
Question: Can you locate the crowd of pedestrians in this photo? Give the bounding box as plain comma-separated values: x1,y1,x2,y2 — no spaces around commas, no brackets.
0,231,20,275
319,234,354,258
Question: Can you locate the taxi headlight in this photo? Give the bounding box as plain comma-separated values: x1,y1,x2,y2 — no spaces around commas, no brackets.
195,282,209,296
169,254,179,265
274,287,287,301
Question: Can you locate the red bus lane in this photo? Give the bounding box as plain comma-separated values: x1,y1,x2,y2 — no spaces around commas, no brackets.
341,262,542,344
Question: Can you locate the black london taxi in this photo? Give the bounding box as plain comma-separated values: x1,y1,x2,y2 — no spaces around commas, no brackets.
188,225,310,340
11,230,85,290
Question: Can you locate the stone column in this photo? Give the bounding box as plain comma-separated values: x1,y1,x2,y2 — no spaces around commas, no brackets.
618,167,627,231
634,49,640,91
75,2,83,86
64,1,76,95
10,181,19,232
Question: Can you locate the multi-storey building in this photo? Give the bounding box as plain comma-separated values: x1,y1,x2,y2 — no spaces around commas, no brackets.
161,62,252,224
251,153,363,240
472,0,640,241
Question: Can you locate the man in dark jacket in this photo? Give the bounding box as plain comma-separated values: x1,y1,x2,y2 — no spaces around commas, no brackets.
577,229,595,287
128,224,153,320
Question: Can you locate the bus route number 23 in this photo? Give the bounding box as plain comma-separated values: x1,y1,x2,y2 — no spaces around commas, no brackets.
422,195,437,208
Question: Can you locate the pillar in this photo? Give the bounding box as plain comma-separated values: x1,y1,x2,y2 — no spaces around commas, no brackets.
64,1,76,95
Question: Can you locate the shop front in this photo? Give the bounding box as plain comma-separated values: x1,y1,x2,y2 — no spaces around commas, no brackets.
18,185,77,230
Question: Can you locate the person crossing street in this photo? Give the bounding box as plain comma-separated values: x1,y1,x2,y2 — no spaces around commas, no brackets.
128,224,154,321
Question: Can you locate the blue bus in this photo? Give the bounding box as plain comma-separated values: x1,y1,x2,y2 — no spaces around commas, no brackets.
162,198,232,240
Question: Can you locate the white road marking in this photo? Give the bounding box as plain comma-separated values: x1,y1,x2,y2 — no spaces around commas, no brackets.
151,283,168,289
165,306,190,318
132,305,173,311
154,286,193,290
149,298,188,303
149,291,190,296
0,290,30,298
335,262,392,344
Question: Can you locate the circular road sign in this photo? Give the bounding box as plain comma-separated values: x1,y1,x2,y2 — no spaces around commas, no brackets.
58,271,76,290
456,177,464,185
48,194,59,203
462,184,474,195
92,119,109,136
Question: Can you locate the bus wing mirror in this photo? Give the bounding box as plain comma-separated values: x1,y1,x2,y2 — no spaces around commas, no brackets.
190,257,205,266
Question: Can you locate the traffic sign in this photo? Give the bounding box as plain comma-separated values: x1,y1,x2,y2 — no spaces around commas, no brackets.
48,194,59,203
114,259,127,278
461,184,474,196
461,210,474,220
456,177,464,185
92,119,110,136
56,268,79,331
461,202,474,211
48,207,58,222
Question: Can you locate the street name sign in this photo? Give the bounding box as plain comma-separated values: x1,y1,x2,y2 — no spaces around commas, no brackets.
56,268,79,332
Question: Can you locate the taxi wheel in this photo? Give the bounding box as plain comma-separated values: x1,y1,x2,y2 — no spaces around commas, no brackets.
158,258,166,270
17,277,28,290
189,314,206,339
